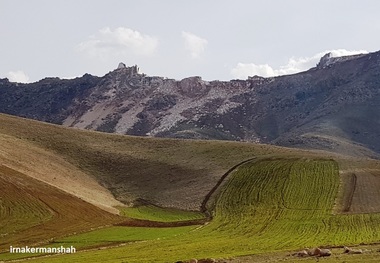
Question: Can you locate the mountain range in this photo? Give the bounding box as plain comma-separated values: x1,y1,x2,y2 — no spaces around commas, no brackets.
1,51,380,157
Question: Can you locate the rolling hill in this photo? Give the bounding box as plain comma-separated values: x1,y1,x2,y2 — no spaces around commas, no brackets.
2,114,380,262
0,113,300,211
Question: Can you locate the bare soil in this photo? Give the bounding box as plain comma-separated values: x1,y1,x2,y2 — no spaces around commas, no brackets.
341,173,357,212
338,169,380,214
0,134,125,214
350,169,380,213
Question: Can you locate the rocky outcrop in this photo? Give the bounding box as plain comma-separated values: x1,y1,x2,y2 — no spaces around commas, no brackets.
117,62,126,69
178,76,210,98
317,52,367,69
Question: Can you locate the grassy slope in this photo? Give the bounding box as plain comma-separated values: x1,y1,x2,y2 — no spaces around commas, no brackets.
0,113,293,257
55,226,197,249
0,113,314,210
22,158,380,263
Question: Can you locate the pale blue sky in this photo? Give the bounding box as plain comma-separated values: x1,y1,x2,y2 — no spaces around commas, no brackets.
1,0,379,82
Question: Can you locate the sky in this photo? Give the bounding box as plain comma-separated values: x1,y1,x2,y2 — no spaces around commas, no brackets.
1,0,379,83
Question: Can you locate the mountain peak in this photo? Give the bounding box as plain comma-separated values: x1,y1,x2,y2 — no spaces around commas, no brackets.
317,51,367,69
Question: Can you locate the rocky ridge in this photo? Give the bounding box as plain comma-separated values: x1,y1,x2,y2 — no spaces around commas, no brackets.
1,51,380,157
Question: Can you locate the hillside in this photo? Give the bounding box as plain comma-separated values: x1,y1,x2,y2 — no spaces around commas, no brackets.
0,113,313,256
2,114,380,262
9,157,380,263
1,51,380,157
0,113,301,211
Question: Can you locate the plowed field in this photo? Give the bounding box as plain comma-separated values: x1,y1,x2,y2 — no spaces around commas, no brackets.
339,169,380,213
0,165,121,252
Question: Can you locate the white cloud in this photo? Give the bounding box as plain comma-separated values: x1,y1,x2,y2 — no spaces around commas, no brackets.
7,70,30,83
231,63,274,79
181,31,208,59
78,27,158,59
231,49,369,79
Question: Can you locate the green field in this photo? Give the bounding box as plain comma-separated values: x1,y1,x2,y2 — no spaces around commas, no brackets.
119,205,205,222
55,225,197,249
11,158,380,263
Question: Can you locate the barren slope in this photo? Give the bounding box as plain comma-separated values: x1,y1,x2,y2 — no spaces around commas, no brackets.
0,127,124,214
